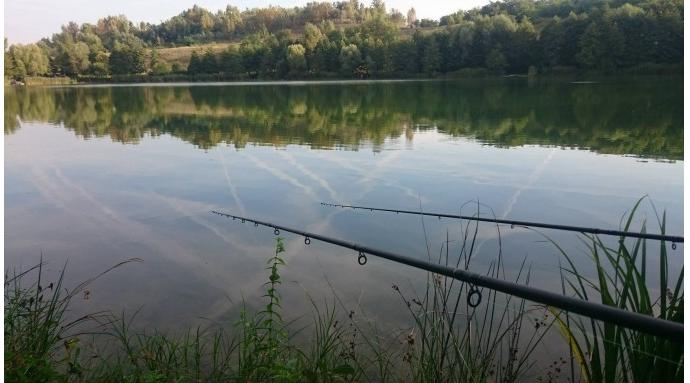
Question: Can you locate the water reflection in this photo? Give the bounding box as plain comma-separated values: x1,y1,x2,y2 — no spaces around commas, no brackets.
5,77,683,159
3,78,683,339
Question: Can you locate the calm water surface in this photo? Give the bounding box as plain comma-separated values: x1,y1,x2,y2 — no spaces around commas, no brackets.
4,78,683,331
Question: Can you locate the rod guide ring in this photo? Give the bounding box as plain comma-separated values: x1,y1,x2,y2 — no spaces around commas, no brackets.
467,285,482,308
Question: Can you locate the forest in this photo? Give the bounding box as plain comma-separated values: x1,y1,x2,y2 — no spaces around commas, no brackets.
3,0,683,81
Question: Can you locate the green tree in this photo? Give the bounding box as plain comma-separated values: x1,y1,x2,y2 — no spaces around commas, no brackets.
371,0,386,17
576,21,624,71
91,51,110,75
286,44,307,73
54,38,91,76
200,49,218,73
485,46,507,73
5,38,17,78
7,44,50,78
109,42,145,74
420,36,441,73
187,50,202,74
151,59,171,75
392,40,418,73
219,46,244,77
216,6,242,38
303,23,324,51
150,47,160,72
339,44,362,74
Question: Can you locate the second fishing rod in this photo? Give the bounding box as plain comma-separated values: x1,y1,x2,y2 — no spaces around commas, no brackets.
320,202,684,244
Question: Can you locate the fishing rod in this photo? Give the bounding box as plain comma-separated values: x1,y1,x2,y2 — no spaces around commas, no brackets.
320,202,684,244
211,210,683,342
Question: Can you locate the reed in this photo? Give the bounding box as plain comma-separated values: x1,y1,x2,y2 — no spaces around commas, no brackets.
384,202,554,382
547,197,683,382
4,257,139,382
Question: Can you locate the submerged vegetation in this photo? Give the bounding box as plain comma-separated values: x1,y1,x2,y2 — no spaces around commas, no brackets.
4,0,683,81
4,200,683,382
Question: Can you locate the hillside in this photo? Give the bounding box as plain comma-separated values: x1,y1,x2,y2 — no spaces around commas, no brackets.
150,24,438,71
4,0,683,81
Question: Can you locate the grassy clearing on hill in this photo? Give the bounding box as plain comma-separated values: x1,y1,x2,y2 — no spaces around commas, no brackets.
151,43,238,71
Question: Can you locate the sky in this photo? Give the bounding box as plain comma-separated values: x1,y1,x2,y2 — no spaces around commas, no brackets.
5,0,489,44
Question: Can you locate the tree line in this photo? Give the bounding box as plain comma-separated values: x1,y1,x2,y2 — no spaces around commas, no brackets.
4,0,683,80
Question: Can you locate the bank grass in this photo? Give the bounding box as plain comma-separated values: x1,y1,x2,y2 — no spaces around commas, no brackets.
546,197,683,382
11,239,360,383
4,257,141,382
385,204,554,382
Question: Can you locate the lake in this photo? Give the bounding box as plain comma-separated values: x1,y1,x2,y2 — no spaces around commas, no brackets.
4,77,683,334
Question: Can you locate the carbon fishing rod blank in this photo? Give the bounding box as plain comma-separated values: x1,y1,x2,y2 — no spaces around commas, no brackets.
320,202,684,244
211,210,684,342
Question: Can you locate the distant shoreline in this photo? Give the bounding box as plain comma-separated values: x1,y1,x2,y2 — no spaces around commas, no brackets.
61,78,443,88
7,66,682,89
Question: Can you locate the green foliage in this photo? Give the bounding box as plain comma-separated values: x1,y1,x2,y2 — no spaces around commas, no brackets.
109,42,146,75
200,48,219,73
219,46,244,77
91,51,110,75
548,198,683,382
261,237,287,357
4,259,140,382
286,44,307,73
5,263,72,382
187,50,202,74
419,35,441,74
56,40,91,77
87,238,358,382
485,46,508,73
576,21,625,71
416,18,439,27
339,44,362,74
151,60,171,75
5,44,50,79
303,23,324,51
5,0,682,79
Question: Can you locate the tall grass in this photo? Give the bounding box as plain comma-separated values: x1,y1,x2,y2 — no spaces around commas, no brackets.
383,203,554,382
548,197,683,382
78,237,358,382
4,257,139,382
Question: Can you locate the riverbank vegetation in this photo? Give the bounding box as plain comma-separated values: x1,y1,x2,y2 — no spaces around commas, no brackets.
5,201,683,381
4,0,683,82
